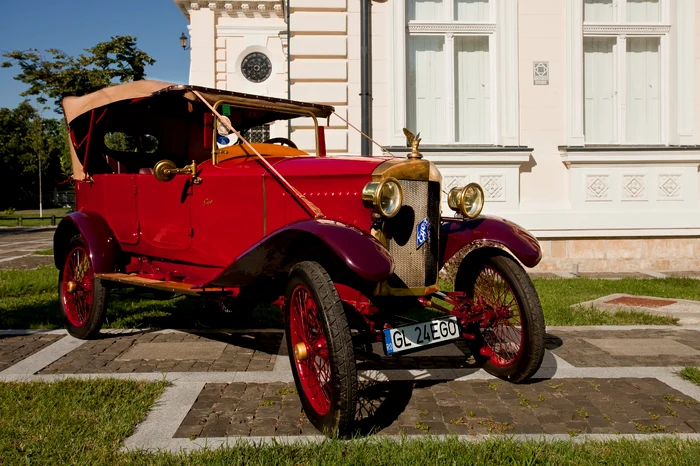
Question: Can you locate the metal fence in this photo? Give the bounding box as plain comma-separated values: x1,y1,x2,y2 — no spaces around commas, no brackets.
0,215,63,226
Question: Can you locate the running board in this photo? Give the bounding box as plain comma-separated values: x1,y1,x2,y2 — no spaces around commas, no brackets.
95,273,208,296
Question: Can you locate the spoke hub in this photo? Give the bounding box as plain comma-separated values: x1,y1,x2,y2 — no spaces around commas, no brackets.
294,341,309,361
66,280,77,294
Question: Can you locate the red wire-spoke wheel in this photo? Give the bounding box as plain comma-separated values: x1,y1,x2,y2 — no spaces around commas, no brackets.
58,235,107,339
284,261,357,437
455,253,545,383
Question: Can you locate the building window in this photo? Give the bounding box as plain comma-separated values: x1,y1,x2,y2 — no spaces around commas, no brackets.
406,0,494,144
583,0,666,144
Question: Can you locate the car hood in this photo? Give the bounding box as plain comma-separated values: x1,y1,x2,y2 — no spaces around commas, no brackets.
270,155,392,178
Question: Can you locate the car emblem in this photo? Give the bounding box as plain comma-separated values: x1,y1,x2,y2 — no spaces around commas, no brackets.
416,217,430,249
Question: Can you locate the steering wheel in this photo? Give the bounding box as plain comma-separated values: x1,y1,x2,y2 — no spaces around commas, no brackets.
264,137,298,149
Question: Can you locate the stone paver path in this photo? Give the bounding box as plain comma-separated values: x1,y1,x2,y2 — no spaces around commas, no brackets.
40,330,283,374
0,326,699,452
0,333,63,372
0,228,54,269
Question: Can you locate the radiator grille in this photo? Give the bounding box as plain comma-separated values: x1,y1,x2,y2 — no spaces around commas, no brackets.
384,180,440,288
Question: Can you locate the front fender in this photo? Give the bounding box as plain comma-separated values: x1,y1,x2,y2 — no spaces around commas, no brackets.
54,211,120,273
440,216,542,268
202,219,394,287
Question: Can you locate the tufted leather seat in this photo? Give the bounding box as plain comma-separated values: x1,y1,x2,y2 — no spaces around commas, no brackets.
139,168,154,175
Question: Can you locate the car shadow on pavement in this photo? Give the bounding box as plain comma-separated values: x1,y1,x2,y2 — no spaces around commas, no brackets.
353,379,415,436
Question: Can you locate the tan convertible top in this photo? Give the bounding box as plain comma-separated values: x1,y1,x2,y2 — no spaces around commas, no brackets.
62,80,335,124
62,80,335,180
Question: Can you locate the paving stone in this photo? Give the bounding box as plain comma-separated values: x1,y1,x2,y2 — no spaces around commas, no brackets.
39,331,283,373
0,334,63,372
174,378,700,438
549,329,700,367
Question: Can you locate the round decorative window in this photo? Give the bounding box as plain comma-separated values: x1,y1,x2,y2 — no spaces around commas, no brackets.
241,52,272,83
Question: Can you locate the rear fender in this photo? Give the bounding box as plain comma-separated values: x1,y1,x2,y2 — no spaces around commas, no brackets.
202,219,394,288
440,216,542,268
54,211,120,273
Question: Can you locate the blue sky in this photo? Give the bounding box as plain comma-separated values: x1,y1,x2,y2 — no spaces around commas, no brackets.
0,0,190,115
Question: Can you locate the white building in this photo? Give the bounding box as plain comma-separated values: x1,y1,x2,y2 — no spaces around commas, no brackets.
174,0,700,273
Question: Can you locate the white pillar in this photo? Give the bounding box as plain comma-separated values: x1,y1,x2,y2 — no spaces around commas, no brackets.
189,4,216,87
566,0,585,146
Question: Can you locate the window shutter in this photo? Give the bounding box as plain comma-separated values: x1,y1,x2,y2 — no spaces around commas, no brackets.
454,36,490,143
584,37,616,143
626,37,660,143
407,36,447,143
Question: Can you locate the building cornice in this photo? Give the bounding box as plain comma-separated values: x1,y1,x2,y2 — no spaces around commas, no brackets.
174,0,284,19
407,21,497,34
582,23,671,36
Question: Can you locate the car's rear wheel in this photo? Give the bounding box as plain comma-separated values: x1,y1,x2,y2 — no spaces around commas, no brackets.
284,261,357,437
455,253,545,383
58,235,107,339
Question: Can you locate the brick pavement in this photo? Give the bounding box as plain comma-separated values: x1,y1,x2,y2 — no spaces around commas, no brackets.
175,378,700,438
549,329,700,367
39,331,283,374
0,334,63,372
0,228,54,269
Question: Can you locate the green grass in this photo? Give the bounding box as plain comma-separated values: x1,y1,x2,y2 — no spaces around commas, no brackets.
33,248,54,255
1,267,696,329
162,439,700,465
679,367,700,386
0,208,68,227
0,379,167,465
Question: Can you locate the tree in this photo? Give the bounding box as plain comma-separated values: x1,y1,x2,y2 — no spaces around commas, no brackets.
2,35,156,114
0,103,70,210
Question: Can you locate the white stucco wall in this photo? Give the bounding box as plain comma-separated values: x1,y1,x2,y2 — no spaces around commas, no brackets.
176,0,700,247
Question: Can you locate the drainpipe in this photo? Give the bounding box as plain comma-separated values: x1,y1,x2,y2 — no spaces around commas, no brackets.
286,0,292,139
360,0,372,156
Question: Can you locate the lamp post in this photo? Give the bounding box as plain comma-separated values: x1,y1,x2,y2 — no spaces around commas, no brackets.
361,0,388,156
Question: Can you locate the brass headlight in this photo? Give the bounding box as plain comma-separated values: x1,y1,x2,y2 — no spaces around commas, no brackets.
448,183,485,219
362,177,403,218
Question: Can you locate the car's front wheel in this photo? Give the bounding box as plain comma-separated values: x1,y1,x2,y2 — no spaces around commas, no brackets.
58,235,107,339
284,261,358,437
455,253,545,383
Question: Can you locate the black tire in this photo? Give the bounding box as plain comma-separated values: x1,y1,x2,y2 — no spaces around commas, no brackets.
455,253,545,383
58,235,107,339
284,261,358,437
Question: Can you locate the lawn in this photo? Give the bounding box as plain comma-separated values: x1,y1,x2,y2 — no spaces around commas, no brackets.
0,207,68,227
1,379,699,465
0,267,692,329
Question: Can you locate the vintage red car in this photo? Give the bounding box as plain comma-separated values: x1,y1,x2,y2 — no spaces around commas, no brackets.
55,80,545,437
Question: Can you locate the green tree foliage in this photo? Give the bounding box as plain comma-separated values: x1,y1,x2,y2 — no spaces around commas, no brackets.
2,36,156,114
0,103,70,209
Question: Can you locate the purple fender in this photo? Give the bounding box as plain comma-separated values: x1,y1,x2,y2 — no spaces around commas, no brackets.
54,211,120,273
440,216,542,268
202,219,394,287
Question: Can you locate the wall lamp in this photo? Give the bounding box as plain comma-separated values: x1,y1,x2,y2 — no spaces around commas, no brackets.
180,32,191,51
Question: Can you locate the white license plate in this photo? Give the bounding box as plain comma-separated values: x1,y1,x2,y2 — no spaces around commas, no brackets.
383,317,460,355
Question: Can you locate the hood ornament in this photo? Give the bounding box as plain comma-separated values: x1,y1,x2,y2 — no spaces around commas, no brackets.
403,128,423,159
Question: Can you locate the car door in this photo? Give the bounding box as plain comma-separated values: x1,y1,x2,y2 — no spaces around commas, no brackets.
136,173,193,254
102,175,139,245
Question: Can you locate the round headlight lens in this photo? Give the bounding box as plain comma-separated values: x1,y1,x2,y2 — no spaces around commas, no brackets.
448,183,484,219
362,177,403,218
378,179,402,217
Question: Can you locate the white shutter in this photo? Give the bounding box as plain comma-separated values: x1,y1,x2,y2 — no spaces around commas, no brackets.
454,0,489,22
407,36,447,143
584,37,616,143
626,37,660,143
454,36,490,143
627,0,660,22
408,0,445,21
584,0,615,22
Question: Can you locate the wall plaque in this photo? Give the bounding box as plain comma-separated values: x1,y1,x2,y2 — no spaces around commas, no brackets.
533,61,549,85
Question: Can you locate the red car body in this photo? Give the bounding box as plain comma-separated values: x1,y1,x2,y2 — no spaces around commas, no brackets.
53,81,545,437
